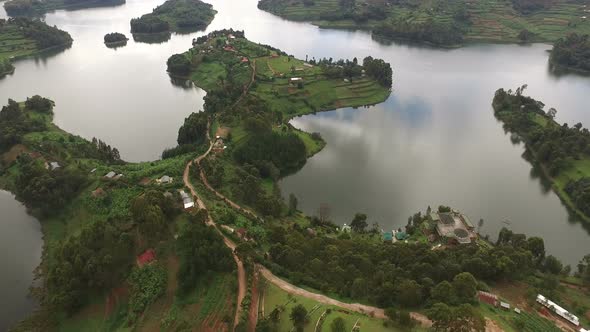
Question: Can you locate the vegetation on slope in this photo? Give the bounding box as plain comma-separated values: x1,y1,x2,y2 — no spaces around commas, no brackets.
0,95,238,331
167,29,391,217
258,0,590,46
493,85,590,222
550,33,590,73
0,18,72,78
130,0,216,34
3,0,124,17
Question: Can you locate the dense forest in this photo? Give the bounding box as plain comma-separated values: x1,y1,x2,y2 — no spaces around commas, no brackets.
3,0,124,16
264,215,568,321
550,33,590,73
493,86,590,218
130,0,216,33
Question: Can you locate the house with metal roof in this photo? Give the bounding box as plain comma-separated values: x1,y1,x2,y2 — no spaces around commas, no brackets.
179,190,194,209
382,231,393,243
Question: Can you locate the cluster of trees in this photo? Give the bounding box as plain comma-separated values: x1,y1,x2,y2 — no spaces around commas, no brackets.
130,15,170,34
103,32,127,44
373,19,465,46
3,17,72,50
0,59,14,75
193,28,245,45
90,137,121,162
130,190,178,245
0,98,48,153
167,53,191,76
265,221,563,310
175,210,234,295
176,111,208,145
493,86,590,215
151,0,215,31
550,33,590,73
3,0,123,14
45,219,133,312
363,56,393,88
13,154,88,216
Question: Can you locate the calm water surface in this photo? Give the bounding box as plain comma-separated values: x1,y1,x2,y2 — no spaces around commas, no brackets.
1,0,590,327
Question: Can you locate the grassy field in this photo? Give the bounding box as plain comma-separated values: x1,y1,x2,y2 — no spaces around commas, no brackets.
260,281,416,332
259,0,590,45
0,24,37,76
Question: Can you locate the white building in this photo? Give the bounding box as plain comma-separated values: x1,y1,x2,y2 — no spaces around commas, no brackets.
179,190,194,209
536,294,579,326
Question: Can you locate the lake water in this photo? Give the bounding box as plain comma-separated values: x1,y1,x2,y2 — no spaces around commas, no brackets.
2,0,590,327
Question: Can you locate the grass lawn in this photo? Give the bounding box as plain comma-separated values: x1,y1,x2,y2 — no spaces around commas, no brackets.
260,282,417,332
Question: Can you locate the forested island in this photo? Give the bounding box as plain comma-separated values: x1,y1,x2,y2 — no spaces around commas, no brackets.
0,18,73,78
550,33,590,73
493,86,590,222
104,32,128,47
3,0,124,17
130,0,216,35
258,0,590,47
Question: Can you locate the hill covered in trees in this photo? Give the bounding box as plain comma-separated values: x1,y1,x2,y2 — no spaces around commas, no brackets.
550,33,590,73
258,0,590,46
0,18,72,78
3,0,124,16
493,85,590,222
130,0,216,34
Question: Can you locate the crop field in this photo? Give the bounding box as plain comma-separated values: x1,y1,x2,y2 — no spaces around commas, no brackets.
0,26,37,62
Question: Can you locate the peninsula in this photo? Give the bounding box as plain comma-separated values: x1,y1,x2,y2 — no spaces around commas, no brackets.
3,0,124,17
493,86,590,223
130,0,216,35
0,18,73,78
258,0,590,47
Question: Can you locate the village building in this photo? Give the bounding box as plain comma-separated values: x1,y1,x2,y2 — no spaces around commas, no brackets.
237,228,250,241
104,171,116,179
500,302,510,310
136,249,156,267
289,77,303,85
48,161,61,171
158,175,173,184
382,231,393,243
477,291,499,306
179,190,194,209
395,231,407,241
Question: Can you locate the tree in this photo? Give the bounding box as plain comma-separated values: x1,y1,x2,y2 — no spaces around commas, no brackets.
452,272,477,303
431,281,455,305
543,255,563,275
290,304,307,332
167,53,191,76
526,237,545,265
477,218,484,233
396,279,423,307
288,193,298,215
350,213,368,233
330,317,346,332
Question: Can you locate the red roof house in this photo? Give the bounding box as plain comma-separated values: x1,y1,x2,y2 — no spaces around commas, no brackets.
478,291,499,306
137,249,156,267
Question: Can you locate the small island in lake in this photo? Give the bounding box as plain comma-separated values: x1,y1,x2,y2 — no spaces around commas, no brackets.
550,33,590,74
258,0,590,47
493,85,590,223
130,0,216,36
3,0,125,17
0,18,73,78
104,32,128,47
